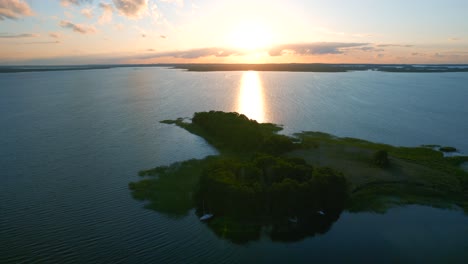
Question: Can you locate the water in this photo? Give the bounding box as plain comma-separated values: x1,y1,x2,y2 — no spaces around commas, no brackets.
1,67,467,263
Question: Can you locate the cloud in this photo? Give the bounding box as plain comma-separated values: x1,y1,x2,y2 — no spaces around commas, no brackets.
134,43,371,60
81,7,93,18
49,32,61,39
98,3,113,24
449,38,461,41
349,46,385,52
60,0,93,7
268,42,368,56
150,3,160,23
134,26,147,38
0,33,38,38
23,41,61,45
160,35,166,39
114,23,124,30
138,47,241,59
0,0,33,20
359,47,378,52
113,0,148,18
376,44,413,48
160,0,183,7
59,20,96,34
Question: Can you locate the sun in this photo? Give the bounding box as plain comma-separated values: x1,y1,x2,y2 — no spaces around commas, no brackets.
228,21,273,50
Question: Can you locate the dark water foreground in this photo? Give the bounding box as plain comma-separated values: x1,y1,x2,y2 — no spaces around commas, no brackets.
1,68,467,263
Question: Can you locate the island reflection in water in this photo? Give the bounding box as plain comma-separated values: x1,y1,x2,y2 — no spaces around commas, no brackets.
131,157,344,244
237,71,266,123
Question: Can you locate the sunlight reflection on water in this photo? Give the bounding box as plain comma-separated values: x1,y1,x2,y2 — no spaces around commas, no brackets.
237,71,266,122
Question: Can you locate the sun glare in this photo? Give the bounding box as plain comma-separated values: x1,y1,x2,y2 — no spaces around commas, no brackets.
237,71,265,122
229,21,273,50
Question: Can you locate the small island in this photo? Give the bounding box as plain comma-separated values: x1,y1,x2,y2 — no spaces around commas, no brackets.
130,111,468,243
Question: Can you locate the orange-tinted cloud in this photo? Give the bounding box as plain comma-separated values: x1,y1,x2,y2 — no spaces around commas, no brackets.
138,47,241,59
0,0,33,20
81,7,93,18
0,33,38,38
113,0,148,18
59,20,96,34
268,42,368,56
98,3,113,24
60,0,92,7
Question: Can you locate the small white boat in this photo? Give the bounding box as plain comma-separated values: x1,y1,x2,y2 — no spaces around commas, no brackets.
317,210,325,215
200,213,213,221
288,216,298,223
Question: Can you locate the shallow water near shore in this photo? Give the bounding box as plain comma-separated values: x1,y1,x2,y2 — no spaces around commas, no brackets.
1,67,467,263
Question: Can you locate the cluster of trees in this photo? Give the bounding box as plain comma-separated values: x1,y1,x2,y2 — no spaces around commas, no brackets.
373,150,390,168
195,154,348,220
191,111,295,154
148,111,352,242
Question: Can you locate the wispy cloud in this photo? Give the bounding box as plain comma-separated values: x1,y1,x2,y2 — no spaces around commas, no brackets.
49,32,61,39
268,42,368,56
22,41,61,45
150,3,160,23
376,44,413,48
138,47,241,59
60,0,93,7
114,23,124,31
133,43,371,60
59,20,96,34
81,7,93,18
98,2,113,24
449,38,461,41
349,46,384,52
0,0,33,20
134,26,148,38
113,0,148,19
0,33,39,38
160,0,183,7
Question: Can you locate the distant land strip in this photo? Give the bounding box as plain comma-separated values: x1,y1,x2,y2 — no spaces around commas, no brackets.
1,63,468,73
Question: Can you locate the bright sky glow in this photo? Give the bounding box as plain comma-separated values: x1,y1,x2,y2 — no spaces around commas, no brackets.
228,21,273,50
0,0,467,64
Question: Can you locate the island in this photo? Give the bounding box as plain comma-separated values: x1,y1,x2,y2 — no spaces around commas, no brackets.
129,111,468,243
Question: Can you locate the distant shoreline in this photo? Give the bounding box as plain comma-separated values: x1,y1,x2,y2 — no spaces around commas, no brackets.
1,63,468,74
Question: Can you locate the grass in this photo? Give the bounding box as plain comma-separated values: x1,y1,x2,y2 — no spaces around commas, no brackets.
291,131,468,213
130,158,210,218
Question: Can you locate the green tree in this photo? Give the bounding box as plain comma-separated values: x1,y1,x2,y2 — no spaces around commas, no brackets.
373,150,389,168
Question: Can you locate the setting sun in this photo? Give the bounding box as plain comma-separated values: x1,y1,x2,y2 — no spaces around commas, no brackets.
228,21,273,50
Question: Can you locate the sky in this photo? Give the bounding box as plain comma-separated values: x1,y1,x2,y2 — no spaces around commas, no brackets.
0,0,467,65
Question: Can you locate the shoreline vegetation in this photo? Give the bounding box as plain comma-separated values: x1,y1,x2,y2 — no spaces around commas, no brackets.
2,63,468,74
130,111,468,243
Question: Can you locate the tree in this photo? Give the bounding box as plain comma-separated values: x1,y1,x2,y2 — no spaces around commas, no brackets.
373,150,389,168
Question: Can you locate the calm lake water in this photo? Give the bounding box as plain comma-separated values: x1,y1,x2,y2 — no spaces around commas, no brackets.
1,67,467,263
